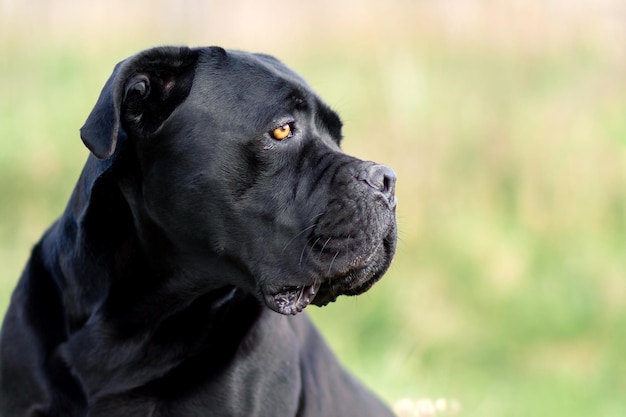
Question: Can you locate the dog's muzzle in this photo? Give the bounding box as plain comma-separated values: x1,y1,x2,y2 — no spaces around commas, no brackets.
262,163,397,316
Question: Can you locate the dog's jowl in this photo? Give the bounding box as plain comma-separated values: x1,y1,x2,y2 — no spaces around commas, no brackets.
0,46,397,417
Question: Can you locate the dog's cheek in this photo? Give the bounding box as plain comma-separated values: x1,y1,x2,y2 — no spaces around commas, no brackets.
139,172,221,249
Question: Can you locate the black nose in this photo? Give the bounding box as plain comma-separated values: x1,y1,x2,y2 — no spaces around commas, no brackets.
360,164,397,206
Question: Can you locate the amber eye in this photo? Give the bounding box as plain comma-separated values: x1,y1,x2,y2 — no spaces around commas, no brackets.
270,123,292,140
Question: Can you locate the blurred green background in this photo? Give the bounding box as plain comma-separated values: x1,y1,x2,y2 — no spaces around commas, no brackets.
1,1,625,416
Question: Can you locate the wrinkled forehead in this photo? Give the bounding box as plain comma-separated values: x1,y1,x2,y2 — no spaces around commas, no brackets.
190,48,341,137
194,49,309,102
247,51,311,88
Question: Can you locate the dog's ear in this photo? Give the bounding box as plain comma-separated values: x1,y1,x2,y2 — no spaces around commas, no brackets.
80,47,199,159
79,60,126,160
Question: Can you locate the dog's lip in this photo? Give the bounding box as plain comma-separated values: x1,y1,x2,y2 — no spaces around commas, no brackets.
262,230,396,315
263,281,322,315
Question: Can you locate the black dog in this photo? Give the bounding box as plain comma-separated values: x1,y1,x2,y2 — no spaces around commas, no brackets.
0,46,397,417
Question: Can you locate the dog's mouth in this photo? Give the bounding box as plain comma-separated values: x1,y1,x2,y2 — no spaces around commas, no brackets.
262,231,396,316
263,282,322,315
262,272,379,316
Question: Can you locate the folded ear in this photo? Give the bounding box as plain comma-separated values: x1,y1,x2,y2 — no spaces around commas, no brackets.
79,60,126,159
80,46,199,159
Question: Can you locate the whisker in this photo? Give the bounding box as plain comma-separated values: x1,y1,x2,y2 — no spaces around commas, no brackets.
281,212,326,253
282,224,317,253
319,237,333,257
300,236,321,267
311,211,326,221
295,285,306,305
327,250,341,275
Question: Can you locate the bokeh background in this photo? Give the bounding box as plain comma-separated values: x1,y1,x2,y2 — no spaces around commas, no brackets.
1,1,625,415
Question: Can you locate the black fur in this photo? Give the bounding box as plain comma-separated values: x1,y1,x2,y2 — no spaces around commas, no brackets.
0,46,397,417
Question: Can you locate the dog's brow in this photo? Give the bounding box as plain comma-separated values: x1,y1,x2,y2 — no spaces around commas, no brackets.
286,89,343,142
317,103,343,143
287,90,309,111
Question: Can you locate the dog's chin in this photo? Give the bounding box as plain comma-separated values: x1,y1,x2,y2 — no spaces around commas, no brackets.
262,282,321,316
262,272,382,316
262,229,397,316
311,274,378,307
262,258,391,314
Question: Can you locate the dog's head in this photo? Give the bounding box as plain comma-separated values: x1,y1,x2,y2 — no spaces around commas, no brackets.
80,46,397,315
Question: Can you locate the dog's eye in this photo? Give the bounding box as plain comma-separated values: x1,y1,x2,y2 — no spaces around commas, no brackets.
270,123,293,140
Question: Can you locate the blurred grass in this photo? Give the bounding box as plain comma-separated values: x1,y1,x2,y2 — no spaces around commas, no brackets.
1,1,626,416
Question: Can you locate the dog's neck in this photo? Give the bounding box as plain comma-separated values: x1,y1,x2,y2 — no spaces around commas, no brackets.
43,153,258,333
36,154,265,398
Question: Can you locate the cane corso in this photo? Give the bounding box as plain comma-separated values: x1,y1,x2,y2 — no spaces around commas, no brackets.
0,46,397,417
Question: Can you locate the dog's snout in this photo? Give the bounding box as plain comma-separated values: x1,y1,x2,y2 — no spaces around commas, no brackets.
360,164,397,206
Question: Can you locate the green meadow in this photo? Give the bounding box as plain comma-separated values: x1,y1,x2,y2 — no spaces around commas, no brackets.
1,4,625,416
